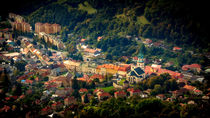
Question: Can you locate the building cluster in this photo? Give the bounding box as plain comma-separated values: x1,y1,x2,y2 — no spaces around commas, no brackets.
0,28,13,40
38,32,65,49
9,13,31,32
35,22,61,34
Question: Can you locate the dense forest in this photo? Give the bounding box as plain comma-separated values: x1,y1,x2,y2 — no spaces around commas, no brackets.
21,0,209,50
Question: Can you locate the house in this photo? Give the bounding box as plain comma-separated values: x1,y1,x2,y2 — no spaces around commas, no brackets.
127,88,142,97
96,64,131,77
114,91,126,98
77,74,92,83
81,94,93,103
51,102,63,110
79,88,88,94
80,38,87,43
93,89,104,95
145,66,183,79
156,94,166,100
182,64,201,73
183,85,202,95
193,89,203,95
64,96,76,106
1,105,10,112
132,56,138,62
98,92,111,100
165,62,174,67
84,48,100,56
41,106,52,115
90,74,105,82
143,38,152,45
173,46,182,51
97,36,103,42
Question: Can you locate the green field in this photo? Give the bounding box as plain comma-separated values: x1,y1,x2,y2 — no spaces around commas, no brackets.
137,16,150,25
97,86,114,92
78,1,97,14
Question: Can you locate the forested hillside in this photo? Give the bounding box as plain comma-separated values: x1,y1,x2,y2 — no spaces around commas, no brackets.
24,0,209,52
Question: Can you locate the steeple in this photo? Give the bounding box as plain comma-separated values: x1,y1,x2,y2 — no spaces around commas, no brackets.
137,50,145,70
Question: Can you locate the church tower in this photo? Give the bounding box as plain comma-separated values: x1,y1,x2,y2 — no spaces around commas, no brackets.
137,51,145,70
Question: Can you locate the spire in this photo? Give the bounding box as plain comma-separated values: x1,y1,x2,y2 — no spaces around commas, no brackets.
137,50,144,63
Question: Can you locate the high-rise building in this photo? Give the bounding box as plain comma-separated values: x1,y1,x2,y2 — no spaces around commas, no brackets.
35,22,61,34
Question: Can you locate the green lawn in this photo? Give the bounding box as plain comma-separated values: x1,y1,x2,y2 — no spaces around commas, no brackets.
119,78,126,86
97,86,114,92
78,1,97,14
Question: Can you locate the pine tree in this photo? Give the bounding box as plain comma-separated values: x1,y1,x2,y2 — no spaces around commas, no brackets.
0,69,11,98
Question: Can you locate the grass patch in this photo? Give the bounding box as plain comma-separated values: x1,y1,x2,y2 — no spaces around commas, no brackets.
119,78,126,86
137,16,150,25
78,1,97,14
97,86,114,92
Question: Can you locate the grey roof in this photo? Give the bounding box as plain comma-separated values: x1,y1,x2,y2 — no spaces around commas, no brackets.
134,67,144,75
129,67,144,77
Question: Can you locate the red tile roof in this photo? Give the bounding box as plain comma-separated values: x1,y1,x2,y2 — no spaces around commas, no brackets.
173,46,182,51
98,92,111,97
133,56,138,61
79,88,88,93
183,85,196,91
97,64,131,72
1,105,10,112
81,38,87,42
93,89,104,94
90,74,104,80
145,66,183,79
114,91,126,95
182,64,201,71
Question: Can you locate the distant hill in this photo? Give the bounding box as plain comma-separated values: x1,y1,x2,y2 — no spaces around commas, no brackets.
3,0,210,52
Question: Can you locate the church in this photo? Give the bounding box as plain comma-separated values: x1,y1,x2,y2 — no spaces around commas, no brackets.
126,51,145,84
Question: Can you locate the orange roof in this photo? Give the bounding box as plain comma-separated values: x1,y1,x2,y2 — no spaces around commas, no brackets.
145,66,183,79
90,74,104,80
183,85,196,91
173,46,182,51
97,36,103,41
84,48,98,54
97,64,130,72
81,38,87,42
182,64,201,71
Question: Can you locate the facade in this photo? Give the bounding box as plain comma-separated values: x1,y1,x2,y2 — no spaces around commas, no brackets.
38,32,65,49
96,63,131,77
114,91,127,98
12,22,31,32
35,22,61,34
127,52,145,84
145,65,183,79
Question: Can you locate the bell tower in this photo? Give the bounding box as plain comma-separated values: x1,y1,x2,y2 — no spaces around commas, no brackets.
137,51,144,70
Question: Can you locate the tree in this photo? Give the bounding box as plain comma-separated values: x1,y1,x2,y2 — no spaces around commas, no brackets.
0,69,11,98
16,40,21,46
14,60,27,71
84,94,89,103
72,89,80,99
72,75,79,90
